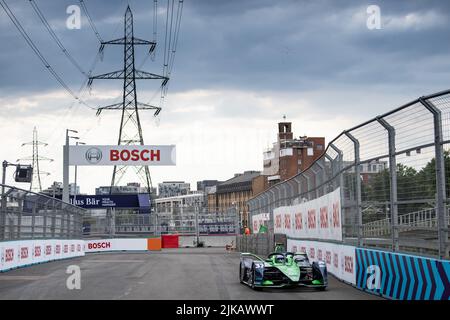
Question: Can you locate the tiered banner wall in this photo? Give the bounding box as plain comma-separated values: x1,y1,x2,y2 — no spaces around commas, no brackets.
273,188,342,241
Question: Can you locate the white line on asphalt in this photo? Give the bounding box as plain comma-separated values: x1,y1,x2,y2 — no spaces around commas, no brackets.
0,275,49,281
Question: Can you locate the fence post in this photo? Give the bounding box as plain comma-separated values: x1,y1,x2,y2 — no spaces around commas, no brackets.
316,160,326,196
325,154,335,193
305,174,312,200
330,143,345,240
31,200,37,239
419,98,449,259
43,200,49,239
344,131,363,247
17,194,24,239
377,117,399,252
310,167,320,199
51,199,56,238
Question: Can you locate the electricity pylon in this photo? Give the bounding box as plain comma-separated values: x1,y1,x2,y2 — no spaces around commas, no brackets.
88,6,168,193
17,127,53,192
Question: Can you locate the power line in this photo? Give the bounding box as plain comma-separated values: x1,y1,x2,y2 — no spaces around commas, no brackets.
0,0,95,110
152,0,157,61
168,0,183,76
29,0,87,77
79,0,103,43
160,0,183,103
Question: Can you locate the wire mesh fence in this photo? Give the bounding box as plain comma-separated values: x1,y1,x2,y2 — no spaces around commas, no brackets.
0,184,85,240
82,206,239,238
248,89,450,259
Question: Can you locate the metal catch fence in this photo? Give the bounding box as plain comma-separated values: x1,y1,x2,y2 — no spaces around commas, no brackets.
248,89,450,259
0,184,85,240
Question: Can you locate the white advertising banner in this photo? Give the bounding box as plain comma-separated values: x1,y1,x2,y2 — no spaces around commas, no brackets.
68,145,176,166
0,239,85,272
287,239,356,285
273,188,342,241
251,213,270,234
84,239,147,253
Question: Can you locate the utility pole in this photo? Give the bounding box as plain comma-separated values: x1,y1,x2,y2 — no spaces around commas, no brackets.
73,141,86,205
88,6,168,197
63,129,79,204
18,127,53,192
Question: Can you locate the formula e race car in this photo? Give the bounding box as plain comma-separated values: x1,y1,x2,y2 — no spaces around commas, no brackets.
239,252,328,290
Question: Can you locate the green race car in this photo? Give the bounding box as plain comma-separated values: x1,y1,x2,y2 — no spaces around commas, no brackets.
239,251,328,290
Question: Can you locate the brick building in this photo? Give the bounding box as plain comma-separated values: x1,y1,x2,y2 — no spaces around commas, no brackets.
207,171,260,227
256,121,325,191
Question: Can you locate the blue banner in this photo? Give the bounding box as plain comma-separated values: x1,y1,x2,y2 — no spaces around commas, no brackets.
56,194,151,210
356,248,450,300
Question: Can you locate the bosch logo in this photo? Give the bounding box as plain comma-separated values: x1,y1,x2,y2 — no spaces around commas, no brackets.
333,253,339,268
345,256,354,274
56,245,61,254
88,242,111,249
325,251,332,265
5,249,14,262
309,248,315,259
46,245,52,255
320,206,329,229
21,247,28,259
34,246,41,257
284,214,291,229
85,147,103,164
110,149,160,162
295,213,303,230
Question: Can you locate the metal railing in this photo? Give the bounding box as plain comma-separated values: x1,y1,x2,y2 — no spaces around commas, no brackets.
363,206,450,237
82,206,239,238
0,184,86,240
248,89,450,259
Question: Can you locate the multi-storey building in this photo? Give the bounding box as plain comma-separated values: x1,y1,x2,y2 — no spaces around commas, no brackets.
258,121,325,189
158,181,191,198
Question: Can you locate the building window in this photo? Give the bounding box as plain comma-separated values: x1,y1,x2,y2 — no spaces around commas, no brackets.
307,147,314,156
316,144,323,151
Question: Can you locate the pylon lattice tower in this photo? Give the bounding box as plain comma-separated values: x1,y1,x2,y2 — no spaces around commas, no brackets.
88,6,168,193
18,127,53,192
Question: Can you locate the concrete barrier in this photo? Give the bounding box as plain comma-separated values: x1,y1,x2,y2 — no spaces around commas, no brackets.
179,235,236,248
0,239,85,272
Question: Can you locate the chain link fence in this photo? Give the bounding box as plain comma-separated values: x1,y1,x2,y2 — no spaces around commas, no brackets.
248,89,450,259
0,184,85,240
82,206,239,239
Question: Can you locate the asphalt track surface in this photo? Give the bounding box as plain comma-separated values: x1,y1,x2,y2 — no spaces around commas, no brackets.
0,248,382,300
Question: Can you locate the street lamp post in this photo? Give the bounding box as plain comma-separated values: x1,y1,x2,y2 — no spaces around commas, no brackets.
62,129,78,204
73,141,85,205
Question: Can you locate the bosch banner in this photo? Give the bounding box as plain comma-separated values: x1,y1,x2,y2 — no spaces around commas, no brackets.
84,239,148,253
68,145,176,166
273,188,342,241
287,239,356,285
0,239,85,272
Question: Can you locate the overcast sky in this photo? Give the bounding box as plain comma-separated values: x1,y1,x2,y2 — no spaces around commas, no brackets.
0,0,449,194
